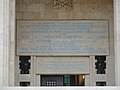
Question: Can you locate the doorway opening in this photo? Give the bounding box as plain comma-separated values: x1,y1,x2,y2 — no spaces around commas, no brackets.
41,75,85,86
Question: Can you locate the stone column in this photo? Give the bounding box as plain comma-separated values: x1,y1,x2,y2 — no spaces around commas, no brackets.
3,0,15,86
0,0,3,86
9,0,15,86
2,0,10,86
115,0,120,86
0,0,15,86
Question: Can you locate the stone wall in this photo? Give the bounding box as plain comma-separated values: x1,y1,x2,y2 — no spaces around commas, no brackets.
16,0,114,85
16,0,113,20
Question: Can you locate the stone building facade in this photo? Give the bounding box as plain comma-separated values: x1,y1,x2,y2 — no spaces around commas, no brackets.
0,0,120,86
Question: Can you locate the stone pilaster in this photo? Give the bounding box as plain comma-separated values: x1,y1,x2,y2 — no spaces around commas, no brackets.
3,0,10,86
0,0,3,86
115,0,120,86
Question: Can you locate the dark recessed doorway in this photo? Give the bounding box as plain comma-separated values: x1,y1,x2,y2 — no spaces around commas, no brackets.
41,75,85,86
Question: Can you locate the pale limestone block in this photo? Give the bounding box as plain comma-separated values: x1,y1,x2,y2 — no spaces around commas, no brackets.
103,0,113,4
27,4,44,12
84,13,103,19
97,4,110,13
42,12,58,19
58,13,67,19
79,0,91,4
73,4,80,12
106,4,113,12
19,75,31,81
45,3,52,12
66,12,77,19
100,12,113,19
95,74,107,81
32,0,41,3
79,4,89,12
16,0,23,4
16,4,19,12
84,0,93,4
23,12,42,19
22,12,33,19
75,13,83,19
73,0,79,3
36,57,90,74
23,0,32,4
18,4,27,12
78,2,110,13
45,0,52,4
31,13,41,19
16,12,23,19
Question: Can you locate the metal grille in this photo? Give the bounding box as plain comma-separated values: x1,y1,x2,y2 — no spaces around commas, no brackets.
95,56,106,74
96,82,106,86
19,56,31,74
20,82,30,86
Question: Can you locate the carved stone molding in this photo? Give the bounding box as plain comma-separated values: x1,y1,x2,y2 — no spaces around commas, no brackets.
52,0,73,10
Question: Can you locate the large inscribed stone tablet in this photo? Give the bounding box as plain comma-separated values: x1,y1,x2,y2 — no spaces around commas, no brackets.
17,20,109,56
